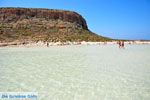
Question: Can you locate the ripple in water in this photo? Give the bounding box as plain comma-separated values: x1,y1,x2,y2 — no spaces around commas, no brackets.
0,45,150,100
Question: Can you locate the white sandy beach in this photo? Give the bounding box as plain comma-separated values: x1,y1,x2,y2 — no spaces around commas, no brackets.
0,41,150,47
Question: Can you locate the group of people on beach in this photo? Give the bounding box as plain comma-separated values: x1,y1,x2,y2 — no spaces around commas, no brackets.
118,41,125,48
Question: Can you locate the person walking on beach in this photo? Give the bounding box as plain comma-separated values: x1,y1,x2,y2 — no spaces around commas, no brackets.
47,42,49,47
118,41,121,48
121,41,125,48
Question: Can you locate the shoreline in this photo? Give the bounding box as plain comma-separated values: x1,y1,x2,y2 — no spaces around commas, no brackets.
0,41,150,47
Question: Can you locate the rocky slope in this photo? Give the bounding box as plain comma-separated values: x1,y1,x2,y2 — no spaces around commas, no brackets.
0,7,110,42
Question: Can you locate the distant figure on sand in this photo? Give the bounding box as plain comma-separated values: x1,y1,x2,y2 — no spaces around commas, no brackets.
121,41,125,48
118,41,125,48
47,42,49,47
118,41,121,48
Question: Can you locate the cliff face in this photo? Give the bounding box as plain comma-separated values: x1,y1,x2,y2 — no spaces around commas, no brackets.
0,7,88,29
0,7,110,42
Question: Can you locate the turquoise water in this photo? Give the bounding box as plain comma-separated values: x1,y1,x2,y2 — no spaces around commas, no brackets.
0,45,150,100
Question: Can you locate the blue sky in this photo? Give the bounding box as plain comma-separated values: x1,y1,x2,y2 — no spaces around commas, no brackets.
0,0,150,40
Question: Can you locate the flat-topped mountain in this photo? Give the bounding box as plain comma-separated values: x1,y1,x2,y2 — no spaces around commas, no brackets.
0,7,110,42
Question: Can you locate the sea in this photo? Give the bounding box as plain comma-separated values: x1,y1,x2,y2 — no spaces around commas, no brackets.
0,44,150,100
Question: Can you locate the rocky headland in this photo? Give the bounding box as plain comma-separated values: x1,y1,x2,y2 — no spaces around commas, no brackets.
0,7,110,46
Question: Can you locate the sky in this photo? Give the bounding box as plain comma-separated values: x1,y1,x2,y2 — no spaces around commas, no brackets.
0,0,150,40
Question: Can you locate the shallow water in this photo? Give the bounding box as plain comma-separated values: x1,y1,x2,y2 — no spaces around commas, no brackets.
0,44,150,100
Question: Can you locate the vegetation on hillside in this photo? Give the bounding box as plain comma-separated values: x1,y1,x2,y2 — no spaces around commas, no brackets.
0,8,111,42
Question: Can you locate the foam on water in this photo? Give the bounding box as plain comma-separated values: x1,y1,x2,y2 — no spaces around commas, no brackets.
0,44,150,100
